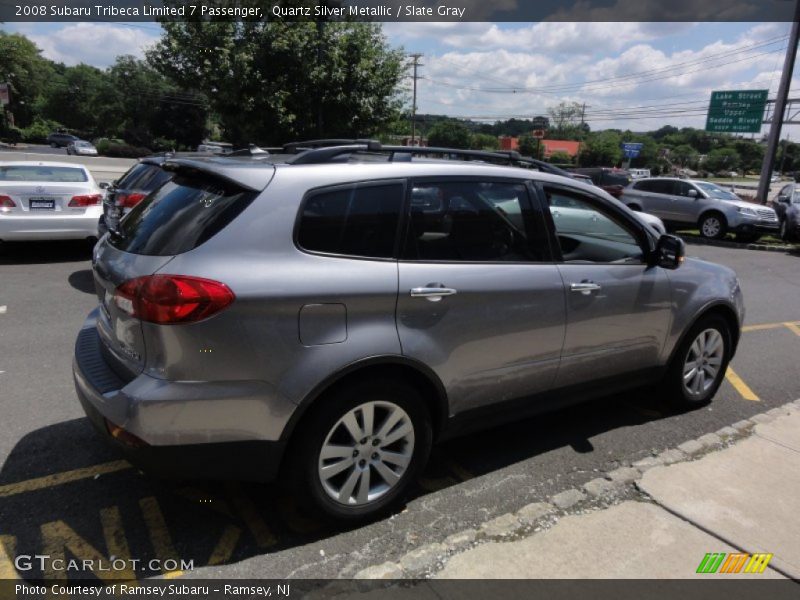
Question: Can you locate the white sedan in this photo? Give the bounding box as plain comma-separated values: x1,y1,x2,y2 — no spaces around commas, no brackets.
0,161,103,241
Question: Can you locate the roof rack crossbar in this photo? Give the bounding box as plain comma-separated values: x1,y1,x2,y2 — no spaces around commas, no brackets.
283,139,381,153
285,144,371,165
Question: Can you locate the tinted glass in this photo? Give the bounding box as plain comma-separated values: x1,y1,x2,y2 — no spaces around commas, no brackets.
0,165,88,182
599,171,632,186
403,181,547,262
115,163,171,192
546,188,643,263
645,180,674,195
298,183,403,258
674,181,697,197
634,180,656,191
109,174,257,256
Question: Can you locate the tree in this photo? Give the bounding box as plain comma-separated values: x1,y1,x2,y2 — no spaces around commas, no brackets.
0,32,54,128
517,134,544,159
41,63,115,135
548,101,586,140
470,133,499,150
427,120,472,149
671,144,699,168
548,150,573,164
579,130,622,166
703,148,741,173
148,20,405,144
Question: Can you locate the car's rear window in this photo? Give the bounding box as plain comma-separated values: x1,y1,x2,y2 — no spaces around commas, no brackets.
116,163,171,191
601,172,632,187
109,174,257,256
0,166,88,182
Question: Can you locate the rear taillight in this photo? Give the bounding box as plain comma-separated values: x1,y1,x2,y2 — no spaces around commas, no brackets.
0,195,15,209
113,275,235,324
69,194,102,207
116,192,146,208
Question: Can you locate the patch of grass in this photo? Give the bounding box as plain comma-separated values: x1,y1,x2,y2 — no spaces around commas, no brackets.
675,229,794,247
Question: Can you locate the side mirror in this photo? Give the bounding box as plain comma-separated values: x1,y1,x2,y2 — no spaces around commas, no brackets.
98,182,110,190
653,234,685,270
687,189,699,198
778,196,790,204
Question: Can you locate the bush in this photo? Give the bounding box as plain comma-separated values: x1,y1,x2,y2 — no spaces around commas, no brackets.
0,125,23,145
97,142,152,158
20,117,63,143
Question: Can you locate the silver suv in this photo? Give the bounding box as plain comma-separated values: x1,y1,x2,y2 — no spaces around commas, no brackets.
73,143,744,521
621,178,778,242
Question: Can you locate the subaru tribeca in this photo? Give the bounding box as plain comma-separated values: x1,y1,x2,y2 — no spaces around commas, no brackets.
73,143,744,520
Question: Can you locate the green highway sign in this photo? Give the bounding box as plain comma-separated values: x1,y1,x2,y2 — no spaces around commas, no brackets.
706,90,768,133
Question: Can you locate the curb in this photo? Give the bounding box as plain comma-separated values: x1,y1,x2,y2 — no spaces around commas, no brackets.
679,234,797,253
349,398,800,580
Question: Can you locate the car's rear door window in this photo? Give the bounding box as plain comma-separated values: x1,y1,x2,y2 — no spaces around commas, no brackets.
109,173,258,256
297,181,404,259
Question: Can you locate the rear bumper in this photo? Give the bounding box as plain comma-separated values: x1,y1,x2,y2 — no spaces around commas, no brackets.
0,210,101,240
73,310,287,482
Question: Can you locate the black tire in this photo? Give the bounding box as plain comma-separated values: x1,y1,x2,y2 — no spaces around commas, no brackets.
662,315,732,410
698,213,727,240
734,233,761,243
286,379,432,522
779,219,792,241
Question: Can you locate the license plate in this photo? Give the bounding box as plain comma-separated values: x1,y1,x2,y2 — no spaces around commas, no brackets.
29,197,56,210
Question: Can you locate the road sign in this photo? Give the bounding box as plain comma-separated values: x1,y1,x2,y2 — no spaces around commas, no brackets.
0,83,9,106
532,116,549,130
532,129,545,139
621,142,643,159
706,90,768,133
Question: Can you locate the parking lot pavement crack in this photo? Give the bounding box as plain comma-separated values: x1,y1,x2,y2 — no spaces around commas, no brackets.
753,433,800,455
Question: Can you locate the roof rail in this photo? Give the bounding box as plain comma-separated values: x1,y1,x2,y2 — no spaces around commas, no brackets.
277,139,576,178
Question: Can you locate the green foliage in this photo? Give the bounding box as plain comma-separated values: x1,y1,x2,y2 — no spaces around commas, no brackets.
580,130,622,166
0,31,54,128
517,134,544,159
703,148,741,173
148,21,405,145
97,142,152,158
426,120,472,149
670,144,699,168
470,133,499,150
20,117,62,143
549,150,573,164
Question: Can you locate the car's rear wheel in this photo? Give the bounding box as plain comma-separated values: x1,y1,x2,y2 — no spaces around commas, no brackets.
663,315,731,409
287,379,432,522
699,213,727,239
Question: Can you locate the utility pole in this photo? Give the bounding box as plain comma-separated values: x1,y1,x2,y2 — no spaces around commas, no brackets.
758,1,800,203
408,53,423,145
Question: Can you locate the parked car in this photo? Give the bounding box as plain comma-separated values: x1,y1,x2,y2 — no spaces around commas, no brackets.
771,183,800,241
46,132,79,148
197,141,233,155
97,156,173,237
0,161,102,241
67,140,99,156
629,168,651,180
74,143,744,521
621,177,778,241
568,167,632,198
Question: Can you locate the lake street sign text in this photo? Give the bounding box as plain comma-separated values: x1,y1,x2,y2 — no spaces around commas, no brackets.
706,90,768,133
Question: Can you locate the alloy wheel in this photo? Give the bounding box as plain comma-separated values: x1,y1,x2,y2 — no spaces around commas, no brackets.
317,401,415,506
682,328,725,399
701,217,721,238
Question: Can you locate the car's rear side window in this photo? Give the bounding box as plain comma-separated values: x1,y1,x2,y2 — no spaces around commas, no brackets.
109,174,257,256
116,163,170,191
298,182,404,259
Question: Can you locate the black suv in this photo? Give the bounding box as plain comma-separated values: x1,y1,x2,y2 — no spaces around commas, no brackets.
46,132,79,148
98,156,173,237
569,167,632,198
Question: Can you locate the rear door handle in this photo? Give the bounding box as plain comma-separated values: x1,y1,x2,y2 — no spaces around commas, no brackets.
570,282,602,295
410,286,457,302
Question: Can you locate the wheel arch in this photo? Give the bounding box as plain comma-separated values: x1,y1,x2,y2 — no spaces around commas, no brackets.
279,356,449,446
697,209,728,227
666,302,741,367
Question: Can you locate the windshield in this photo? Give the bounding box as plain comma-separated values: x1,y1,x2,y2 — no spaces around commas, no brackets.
76,141,92,147
695,182,739,201
792,190,800,204
0,165,88,182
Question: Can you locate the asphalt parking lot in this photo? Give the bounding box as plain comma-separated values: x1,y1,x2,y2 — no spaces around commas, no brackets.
0,240,798,582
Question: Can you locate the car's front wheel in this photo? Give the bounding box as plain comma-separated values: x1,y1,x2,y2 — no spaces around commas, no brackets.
699,213,727,239
288,379,432,522
664,315,731,409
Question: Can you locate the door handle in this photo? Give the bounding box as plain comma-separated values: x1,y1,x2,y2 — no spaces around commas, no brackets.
570,282,602,295
410,286,457,302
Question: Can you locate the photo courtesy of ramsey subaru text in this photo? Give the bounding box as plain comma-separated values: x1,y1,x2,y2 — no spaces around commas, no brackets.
73,142,744,521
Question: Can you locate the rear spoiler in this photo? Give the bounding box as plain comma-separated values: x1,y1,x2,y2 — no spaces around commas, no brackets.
161,157,275,192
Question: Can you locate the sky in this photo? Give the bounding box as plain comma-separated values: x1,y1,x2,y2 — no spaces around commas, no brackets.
3,20,798,135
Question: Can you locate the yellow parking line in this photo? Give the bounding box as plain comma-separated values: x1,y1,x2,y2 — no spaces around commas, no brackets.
784,322,800,337
0,460,131,498
140,497,183,578
0,535,19,580
207,525,241,566
725,367,760,401
742,320,800,333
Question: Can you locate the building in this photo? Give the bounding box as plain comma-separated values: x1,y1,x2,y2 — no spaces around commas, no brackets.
497,136,581,160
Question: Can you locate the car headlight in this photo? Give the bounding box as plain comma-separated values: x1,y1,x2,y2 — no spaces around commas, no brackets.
737,207,758,218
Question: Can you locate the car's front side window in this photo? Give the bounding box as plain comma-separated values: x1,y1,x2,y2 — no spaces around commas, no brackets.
545,187,645,264
402,180,549,262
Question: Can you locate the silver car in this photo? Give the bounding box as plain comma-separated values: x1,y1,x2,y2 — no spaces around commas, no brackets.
73,145,744,521
621,178,778,241
0,161,102,241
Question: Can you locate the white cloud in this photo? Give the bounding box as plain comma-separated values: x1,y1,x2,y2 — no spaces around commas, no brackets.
28,23,161,68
